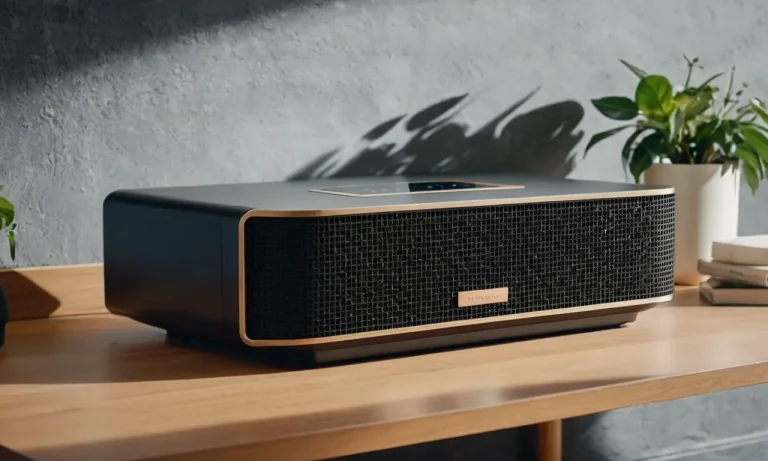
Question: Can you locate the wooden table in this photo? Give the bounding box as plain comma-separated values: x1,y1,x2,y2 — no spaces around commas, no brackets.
2,266,768,461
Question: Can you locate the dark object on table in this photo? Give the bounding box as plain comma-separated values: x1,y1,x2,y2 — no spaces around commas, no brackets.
0,444,34,461
103,173,676,367
0,282,7,347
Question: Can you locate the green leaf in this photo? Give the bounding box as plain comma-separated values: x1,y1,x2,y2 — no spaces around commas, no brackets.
619,59,648,79
745,121,768,136
724,119,741,145
674,87,716,118
674,93,695,110
635,75,676,120
698,72,725,91
686,90,714,118
629,150,654,184
695,119,726,147
735,145,762,179
621,127,651,170
741,161,761,196
669,107,685,143
7,229,16,261
591,97,638,120
583,124,635,158
630,132,664,182
742,127,768,167
752,99,768,124
724,66,735,103
0,196,14,228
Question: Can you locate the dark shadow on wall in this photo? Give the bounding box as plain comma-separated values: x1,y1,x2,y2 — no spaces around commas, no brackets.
287,88,585,181
0,0,329,90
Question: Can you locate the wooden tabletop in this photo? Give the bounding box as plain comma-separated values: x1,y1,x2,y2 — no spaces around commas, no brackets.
2,286,768,461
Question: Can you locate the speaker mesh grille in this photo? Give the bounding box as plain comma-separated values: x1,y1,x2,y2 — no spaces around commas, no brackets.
244,194,675,340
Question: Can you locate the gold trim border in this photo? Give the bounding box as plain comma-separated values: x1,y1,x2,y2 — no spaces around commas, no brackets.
237,294,673,347
237,187,676,347
241,187,675,218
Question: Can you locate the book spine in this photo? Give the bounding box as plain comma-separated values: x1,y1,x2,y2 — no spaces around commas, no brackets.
697,261,768,287
711,242,735,263
711,242,768,265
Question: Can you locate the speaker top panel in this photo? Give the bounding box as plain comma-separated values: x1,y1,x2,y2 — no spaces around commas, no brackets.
108,173,674,216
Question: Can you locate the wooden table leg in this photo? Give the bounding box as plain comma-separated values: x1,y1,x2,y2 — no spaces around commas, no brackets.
538,419,562,461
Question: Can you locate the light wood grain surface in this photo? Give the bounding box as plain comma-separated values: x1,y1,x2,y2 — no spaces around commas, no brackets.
0,264,106,321
2,287,768,461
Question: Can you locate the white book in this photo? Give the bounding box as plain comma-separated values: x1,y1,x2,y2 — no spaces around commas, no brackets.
697,259,768,288
700,278,768,306
712,235,768,266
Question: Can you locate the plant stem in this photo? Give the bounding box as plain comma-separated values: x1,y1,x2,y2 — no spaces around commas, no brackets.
722,100,740,119
720,65,736,117
734,104,753,121
684,59,693,88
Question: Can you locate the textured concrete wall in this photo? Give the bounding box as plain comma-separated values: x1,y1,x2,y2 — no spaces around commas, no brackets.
2,0,768,459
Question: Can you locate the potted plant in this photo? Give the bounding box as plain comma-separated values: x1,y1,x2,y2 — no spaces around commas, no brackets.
0,186,17,347
585,56,768,285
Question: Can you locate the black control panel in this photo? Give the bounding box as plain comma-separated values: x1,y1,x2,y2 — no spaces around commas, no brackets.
408,181,487,192
312,181,516,196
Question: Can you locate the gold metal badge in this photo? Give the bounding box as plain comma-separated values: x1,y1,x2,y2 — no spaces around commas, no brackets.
458,287,509,307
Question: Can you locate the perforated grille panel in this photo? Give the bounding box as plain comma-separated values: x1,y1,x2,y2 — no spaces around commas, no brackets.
244,194,675,340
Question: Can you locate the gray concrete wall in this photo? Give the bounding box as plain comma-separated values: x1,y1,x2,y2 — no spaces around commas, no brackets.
2,0,768,459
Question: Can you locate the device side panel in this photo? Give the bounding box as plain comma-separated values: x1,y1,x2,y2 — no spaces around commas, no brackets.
220,214,241,338
103,192,233,341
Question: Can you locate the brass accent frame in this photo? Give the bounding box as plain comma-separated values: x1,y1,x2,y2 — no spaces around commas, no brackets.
242,187,674,218
308,180,525,197
236,187,676,347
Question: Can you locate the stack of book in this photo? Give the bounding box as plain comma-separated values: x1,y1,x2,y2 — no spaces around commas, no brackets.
697,235,768,306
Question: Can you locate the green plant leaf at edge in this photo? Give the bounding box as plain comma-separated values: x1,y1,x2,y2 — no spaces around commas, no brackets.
735,145,762,178
682,88,714,118
669,107,685,143
635,75,676,120
674,93,695,110
695,118,726,147
752,99,768,124
0,196,14,228
745,121,768,136
744,165,760,196
583,124,635,158
621,127,651,171
630,132,665,183
742,127,768,171
619,59,648,79
698,72,725,91
736,147,761,196
591,96,638,120
7,229,16,261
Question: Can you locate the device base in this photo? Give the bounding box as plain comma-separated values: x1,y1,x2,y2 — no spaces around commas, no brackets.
166,311,639,369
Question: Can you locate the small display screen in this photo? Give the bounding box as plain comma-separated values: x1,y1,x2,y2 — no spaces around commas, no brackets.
408,181,486,192
311,181,522,196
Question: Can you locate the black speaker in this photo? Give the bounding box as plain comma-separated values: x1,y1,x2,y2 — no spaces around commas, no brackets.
103,174,675,366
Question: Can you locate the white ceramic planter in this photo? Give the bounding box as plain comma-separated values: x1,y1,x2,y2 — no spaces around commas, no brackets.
643,163,741,285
